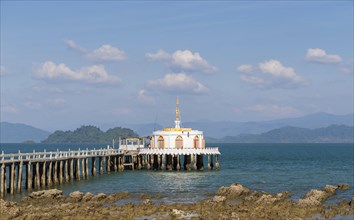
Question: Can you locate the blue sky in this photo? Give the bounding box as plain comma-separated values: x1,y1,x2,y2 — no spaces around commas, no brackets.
0,1,353,131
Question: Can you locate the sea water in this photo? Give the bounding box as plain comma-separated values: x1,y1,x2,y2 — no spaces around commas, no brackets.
0,143,353,204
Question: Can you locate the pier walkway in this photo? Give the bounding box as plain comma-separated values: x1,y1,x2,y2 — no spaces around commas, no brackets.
0,147,220,196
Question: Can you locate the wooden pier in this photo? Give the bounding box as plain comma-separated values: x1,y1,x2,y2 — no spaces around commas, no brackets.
0,148,126,196
0,147,220,196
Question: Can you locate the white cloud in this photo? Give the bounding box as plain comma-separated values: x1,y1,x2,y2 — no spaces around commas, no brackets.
34,61,121,85
64,39,86,53
0,105,18,113
237,64,253,73
306,48,342,63
86,44,126,61
65,40,126,62
171,50,218,73
145,50,171,61
238,59,307,89
146,73,208,94
145,49,218,74
137,89,155,104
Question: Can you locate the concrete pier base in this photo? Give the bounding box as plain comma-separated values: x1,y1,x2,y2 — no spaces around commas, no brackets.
197,155,204,171
166,155,172,171
184,155,191,171
161,155,165,170
176,155,180,171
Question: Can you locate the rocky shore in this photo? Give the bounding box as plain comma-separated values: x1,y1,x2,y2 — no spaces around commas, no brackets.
1,183,353,219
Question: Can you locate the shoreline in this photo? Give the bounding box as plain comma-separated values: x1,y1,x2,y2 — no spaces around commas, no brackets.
1,183,353,219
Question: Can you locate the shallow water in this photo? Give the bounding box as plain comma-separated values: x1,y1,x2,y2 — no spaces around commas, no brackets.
1,143,353,203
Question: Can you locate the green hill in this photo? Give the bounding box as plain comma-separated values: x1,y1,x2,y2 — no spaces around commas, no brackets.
42,125,138,144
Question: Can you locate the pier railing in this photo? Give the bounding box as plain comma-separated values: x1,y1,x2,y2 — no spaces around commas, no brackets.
138,147,220,155
0,148,121,164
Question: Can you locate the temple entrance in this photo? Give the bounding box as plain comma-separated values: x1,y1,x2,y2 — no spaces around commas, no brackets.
193,135,199,149
175,135,183,149
158,136,164,149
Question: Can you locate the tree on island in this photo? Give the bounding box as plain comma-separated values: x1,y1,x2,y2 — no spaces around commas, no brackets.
41,125,138,144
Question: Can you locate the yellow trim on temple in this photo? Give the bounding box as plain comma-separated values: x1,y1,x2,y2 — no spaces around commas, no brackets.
163,128,192,132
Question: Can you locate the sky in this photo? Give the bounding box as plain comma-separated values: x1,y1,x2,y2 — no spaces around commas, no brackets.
0,1,353,131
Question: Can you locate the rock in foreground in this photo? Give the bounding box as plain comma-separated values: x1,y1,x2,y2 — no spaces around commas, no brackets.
216,183,250,198
1,183,353,220
29,189,63,199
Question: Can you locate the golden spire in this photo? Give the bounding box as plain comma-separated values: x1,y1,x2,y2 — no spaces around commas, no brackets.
175,97,180,121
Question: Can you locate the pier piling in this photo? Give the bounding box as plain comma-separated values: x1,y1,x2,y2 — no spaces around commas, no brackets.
92,158,96,176
17,160,23,193
1,163,5,195
65,160,69,182
99,157,103,175
54,161,58,184
41,161,46,187
48,161,52,186
35,162,40,189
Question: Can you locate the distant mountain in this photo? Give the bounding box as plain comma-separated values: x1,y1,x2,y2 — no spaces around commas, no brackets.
42,125,138,144
125,112,353,138
0,122,50,143
185,112,353,138
206,125,354,143
2,112,353,143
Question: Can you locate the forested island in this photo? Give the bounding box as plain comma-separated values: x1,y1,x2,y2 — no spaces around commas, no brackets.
41,125,138,144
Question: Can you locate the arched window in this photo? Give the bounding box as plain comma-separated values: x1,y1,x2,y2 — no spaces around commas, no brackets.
158,136,164,149
193,135,199,149
175,135,183,149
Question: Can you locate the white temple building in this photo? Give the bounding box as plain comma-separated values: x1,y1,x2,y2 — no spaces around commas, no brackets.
138,98,220,171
